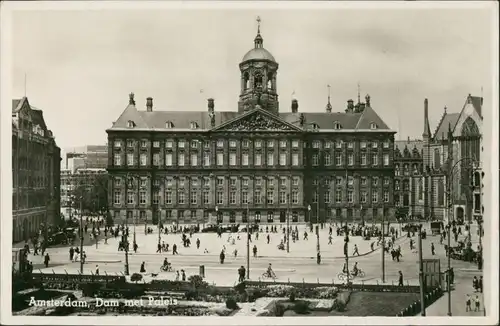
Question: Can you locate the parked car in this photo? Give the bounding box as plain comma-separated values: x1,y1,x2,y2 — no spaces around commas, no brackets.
240,224,259,233
201,225,219,233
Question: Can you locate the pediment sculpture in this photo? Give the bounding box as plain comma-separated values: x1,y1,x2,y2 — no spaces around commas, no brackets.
222,112,297,131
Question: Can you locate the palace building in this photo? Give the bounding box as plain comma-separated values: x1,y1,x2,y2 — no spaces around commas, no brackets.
106,21,396,225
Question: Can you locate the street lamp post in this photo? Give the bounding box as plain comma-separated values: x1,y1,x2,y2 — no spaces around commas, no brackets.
246,202,250,279
446,223,452,316
417,224,426,316
286,194,290,253
79,196,84,274
344,217,349,285
308,205,312,232
381,209,386,283
215,206,219,226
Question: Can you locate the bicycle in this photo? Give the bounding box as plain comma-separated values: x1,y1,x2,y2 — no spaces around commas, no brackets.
337,269,365,281
261,271,277,280
160,265,174,272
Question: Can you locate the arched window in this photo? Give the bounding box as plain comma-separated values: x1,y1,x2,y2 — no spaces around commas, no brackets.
216,211,223,224
242,210,248,223
403,180,410,191
165,121,174,129
395,180,400,191
270,211,276,223
333,121,342,130
395,164,400,176
267,72,273,90
370,122,378,129
403,164,409,175
243,72,250,90
229,211,236,223
292,211,298,222
254,72,263,89
127,120,135,128
279,211,285,223
254,211,261,223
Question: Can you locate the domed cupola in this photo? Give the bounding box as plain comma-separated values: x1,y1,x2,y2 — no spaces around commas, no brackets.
238,17,279,115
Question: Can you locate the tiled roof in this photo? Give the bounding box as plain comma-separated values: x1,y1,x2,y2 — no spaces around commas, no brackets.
433,113,460,140
109,103,393,132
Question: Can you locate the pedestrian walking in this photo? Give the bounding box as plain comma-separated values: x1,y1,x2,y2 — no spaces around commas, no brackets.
398,271,404,286
181,269,186,281
156,243,162,253
431,243,435,255
44,252,50,268
474,295,480,312
473,276,479,292
253,245,257,257
196,238,200,249
352,244,359,256
172,244,178,255
95,265,99,275
175,271,180,281
140,261,146,273
466,294,472,312
328,235,333,244
267,234,270,244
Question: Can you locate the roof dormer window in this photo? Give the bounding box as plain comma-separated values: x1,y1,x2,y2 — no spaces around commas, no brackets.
127,120,135,128
190,121,198,129
370,122,378,130
333,121,342,130
165,121,174,129
312,123,320,131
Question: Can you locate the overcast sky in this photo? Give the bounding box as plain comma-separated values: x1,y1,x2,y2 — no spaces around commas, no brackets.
10,3,495,152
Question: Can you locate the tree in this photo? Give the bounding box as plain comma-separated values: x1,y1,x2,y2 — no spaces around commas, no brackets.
68,174,109,219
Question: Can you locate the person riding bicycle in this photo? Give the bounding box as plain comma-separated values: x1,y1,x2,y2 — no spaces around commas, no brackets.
352,262,359,276
162,257,171,270
266,263,275,277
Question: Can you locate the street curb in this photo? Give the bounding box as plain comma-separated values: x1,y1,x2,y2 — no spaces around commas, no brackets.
84,260,122,263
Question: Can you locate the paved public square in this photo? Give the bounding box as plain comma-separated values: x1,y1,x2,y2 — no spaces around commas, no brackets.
28,222,483,290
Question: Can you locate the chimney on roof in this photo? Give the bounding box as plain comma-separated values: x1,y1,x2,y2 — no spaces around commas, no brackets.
208,98,215,127
129,92,135,105
146,97,153,112
345,99,354,113
291,99,299,113
359,103,366,113
365,94,371,107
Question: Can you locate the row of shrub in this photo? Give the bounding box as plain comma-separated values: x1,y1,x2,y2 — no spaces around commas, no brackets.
246,280,420,293
397,287,443,316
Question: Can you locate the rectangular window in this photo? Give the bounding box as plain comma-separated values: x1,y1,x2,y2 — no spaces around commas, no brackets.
217,153,224,166
140,154,147,166
267,140,274,148
254,153,262,166
347,190,353,203
153,191,160,204
178,153,185,166
279,140,287,148
152,141,160,148
242,178,249,186
279,153,287,166
361,177,367,186
336,191,342,203
229,153,236,166
127,153,134,166
292,191,299,204
267,190,274,204
372,142,378,149
361,141,367,149
267,153,274,166
242,140,249,148
312,140,320,149
178,140,185,149
217,177,224,186
203,191,209,204
114,154,121,166
292,177,299,186
178,192,185,204
217,139,224,148
372,154,378,166
216,191,223,204
279,191,287,204
312,154,319,166
292,153,299,166
140,140,147,148
255,140,262,148
361,153,367,166
203,152,210,166
114,191,121,205
384,177,390,186
373,177,379,186
348,153,354,166
384,191,390,203
347,142,354,149
255,178,262,187
127,140,134,147
140,178,147,187
165,191,172,204
230,178,236,186
166,140,173,148
324,153,331,166
191,140,198,148
242,191,248,204
348,176,354,186
324,190,331,203
383,141,390,148
361,191,367,203
190,153,198,166
242,153,249,166
190,192,197,205
292,140,299,148
372,192,378,203
229,140,237,148
139,191,146,204
312,191,318,203
127,191,134,204
165,153,173,166
114,178,122,187
336,153,342,166
153,153,160,166
324,141,331,149
268,178,274,187
114,140,121,148
336,141,342,149
204,141,210,149
255,191,262,204
179,178,186,188
280,177,286,187
383,154,389,166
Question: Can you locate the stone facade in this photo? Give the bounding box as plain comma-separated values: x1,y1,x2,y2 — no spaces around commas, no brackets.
12,97,61,243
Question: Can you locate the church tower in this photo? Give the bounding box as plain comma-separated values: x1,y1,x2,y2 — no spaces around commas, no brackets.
238,17,279,115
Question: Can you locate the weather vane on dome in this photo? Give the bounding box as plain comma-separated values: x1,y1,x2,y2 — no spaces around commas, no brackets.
256,16,261,34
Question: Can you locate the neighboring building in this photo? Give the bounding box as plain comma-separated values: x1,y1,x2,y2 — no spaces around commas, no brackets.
106,22,396,226
65,145,108,171
12,97,61,242
60,168,107,218
393,95,483,223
